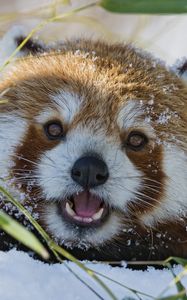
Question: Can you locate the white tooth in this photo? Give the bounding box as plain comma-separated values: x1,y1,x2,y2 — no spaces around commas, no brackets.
92,208,104,220
73,216,93,223
65,202,75,217
69,201,73,208
83,217,93,223
74,216,82,221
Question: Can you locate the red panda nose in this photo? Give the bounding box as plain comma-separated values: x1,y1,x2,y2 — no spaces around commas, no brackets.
71,156,109,188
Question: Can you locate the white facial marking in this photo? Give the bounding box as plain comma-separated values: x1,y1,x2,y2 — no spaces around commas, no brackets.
37,124,142,246
35,109,56,124
117,100,144,129
0,114,27,178
0,114,28,202
51,90,82,123
36,91,82,125
44,204,122,248
37,125,142,204
117,100,155,138
142,144,187,226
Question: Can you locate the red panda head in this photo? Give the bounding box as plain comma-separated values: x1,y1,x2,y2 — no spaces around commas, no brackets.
1,28,187,256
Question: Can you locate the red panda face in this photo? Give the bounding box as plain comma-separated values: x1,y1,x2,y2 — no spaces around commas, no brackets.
1,36,187,255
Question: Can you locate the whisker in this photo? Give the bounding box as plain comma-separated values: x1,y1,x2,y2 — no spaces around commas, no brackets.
134,190,161,204
112,175,143,180
11,153,55,169
114,181,160,209
133,195,158,210
142,177,165,187
140,184,162,195
42,152,58,166
12,173,42,178
11,154,39,166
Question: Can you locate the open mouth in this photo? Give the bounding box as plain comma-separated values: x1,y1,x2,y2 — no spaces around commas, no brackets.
58,191,109,227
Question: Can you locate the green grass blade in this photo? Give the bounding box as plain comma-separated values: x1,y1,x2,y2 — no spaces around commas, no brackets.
0,2,98,73
157,290,187,300
90,268,154,299
168,265,186,298
0,210,49,259
166,257,187,267
158,260,187,300
100,0,187,14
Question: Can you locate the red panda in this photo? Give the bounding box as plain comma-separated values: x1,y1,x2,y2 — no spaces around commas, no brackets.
0,27,187,262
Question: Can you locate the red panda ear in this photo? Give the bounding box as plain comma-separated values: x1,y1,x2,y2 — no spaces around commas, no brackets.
178,61,187,78
14,35,46,55
172,59,187,83
0,26,48,67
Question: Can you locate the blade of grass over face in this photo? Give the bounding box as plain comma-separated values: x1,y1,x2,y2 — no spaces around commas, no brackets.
0,210,49,259
100,0,187,14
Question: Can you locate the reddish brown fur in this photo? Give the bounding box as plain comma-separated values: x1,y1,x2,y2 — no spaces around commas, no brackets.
1,41,187,141
1,39,187,261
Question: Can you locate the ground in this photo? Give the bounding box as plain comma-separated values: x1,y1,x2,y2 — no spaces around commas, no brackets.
0,249,186,300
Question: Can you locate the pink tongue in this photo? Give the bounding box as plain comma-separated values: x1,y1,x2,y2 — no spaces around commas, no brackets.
73,191,102,217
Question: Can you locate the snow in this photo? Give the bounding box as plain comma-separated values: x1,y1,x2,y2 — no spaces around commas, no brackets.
0,249,186,300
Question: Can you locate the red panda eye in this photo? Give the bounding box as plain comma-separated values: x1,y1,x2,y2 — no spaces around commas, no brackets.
44,121,64,140
126,131,148,151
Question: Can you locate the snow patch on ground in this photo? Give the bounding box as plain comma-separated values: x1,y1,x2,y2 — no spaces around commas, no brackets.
0,250,186,300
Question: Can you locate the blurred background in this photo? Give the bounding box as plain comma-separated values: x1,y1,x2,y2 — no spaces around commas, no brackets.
0,0,187,65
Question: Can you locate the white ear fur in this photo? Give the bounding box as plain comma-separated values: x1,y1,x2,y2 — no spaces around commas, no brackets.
0,25,30,66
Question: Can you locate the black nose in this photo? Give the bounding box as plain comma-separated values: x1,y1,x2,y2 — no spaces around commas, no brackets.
71,156,109,188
